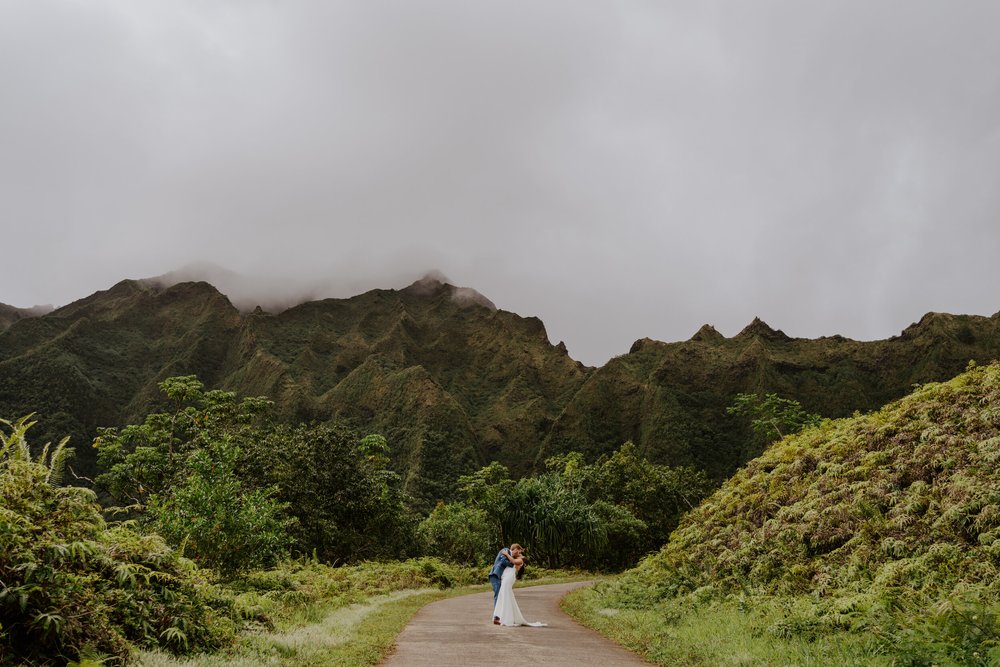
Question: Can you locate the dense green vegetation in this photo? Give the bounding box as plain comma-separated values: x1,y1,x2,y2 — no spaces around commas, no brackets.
567,361,1000,666
95,375,709,573
0,416,234,665
2,374,696,663
95,377,413,569
0,413,519,664
425,445,711,570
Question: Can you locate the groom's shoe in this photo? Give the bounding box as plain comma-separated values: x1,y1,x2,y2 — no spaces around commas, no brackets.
493,617,501,625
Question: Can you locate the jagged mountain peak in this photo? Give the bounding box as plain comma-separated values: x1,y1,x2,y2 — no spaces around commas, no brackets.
734,317,791,341
690,324,724,343
629,337,666,354
895,311,1000,343
404,272,451,295
900,311,960,338
403,273,496,311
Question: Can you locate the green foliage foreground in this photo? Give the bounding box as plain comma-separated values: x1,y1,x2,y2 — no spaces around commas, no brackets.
0,416,234,666
570,361,1000,666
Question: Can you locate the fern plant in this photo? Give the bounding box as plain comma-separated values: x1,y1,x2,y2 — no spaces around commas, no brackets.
1,416,235,665
0,414,70,483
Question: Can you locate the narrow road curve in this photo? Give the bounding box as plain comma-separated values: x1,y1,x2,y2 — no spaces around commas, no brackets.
380,581,651,666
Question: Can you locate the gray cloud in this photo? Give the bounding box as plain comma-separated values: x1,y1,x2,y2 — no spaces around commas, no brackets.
2,0,998,365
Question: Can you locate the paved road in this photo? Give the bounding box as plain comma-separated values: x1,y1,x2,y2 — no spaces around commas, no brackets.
380,581,651,666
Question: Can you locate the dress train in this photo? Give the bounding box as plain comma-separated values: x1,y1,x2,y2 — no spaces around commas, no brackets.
493,566,546,627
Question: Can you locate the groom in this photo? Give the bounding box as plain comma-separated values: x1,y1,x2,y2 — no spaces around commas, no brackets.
488,543,523,624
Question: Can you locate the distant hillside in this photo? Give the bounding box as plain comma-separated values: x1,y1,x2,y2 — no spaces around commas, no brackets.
542,312,1000,479
0,302,51,332
1,275,998,503
606,361,1000,603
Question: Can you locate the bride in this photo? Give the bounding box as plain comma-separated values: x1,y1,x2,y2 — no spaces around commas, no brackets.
493,547,545,627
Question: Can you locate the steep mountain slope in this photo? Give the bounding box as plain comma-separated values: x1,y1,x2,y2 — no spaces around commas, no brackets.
542,313,1000,479
0,280,242,472
570,362,1000,666
1,275,998,503
219,276,588,505
0,277,587,504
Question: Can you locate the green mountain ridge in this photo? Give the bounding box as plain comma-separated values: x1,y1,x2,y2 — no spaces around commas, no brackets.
543,309,1000,479
1,277,998,503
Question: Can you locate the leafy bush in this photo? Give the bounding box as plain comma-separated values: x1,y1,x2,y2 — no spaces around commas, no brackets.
417,502,495,566
0,416,234,665
877,593,1000,666
148,441,294,576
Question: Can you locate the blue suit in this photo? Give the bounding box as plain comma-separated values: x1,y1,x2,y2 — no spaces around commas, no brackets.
488,549,513,611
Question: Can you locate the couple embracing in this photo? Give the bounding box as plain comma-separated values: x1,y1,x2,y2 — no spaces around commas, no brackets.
488,543,545,627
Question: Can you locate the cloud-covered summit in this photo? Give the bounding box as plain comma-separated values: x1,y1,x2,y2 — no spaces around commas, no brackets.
2,1,999,365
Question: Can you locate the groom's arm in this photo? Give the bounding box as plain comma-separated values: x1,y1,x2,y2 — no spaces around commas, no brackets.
501,549,524,567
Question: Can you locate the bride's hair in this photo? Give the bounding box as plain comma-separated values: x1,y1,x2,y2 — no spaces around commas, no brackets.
510,543,523,552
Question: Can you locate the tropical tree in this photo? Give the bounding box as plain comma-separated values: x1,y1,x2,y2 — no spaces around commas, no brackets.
239,423,415,562
94,376,271,507
148,440,293,575
727,392,822,458
727,392,822,442
548,442,712,549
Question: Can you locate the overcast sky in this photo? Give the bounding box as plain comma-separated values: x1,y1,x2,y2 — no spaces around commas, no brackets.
2,1,999,366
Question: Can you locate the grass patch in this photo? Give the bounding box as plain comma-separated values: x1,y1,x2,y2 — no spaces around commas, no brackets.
562,585,889,667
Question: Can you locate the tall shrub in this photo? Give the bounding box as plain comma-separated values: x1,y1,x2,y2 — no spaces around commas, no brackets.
417,502,494,566
1,416,233,664
148,441,293,576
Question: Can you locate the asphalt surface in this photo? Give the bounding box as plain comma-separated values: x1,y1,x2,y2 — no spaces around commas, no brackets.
380,581,652,666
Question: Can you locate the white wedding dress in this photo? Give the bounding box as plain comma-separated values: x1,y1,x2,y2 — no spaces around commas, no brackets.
493,566,546,627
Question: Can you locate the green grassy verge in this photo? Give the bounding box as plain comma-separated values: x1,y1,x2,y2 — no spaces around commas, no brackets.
138,561,590,667
138,587,464,667
561,584,890,667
